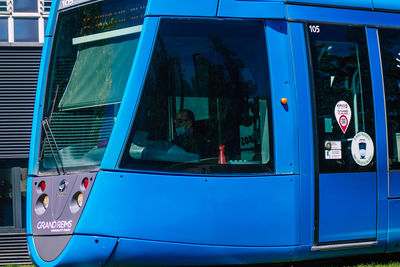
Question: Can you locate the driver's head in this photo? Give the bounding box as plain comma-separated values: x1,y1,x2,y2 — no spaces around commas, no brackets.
176,109,194,131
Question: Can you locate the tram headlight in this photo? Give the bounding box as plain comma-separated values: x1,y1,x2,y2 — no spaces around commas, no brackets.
43,195,49,209
77,192,83,207
70,191,84,213
35,194,49,215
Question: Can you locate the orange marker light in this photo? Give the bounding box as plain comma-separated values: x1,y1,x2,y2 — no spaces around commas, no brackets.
281,98,288,105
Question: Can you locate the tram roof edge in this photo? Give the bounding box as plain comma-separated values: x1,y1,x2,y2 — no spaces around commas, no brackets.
146,0,400,18
287,0,400,11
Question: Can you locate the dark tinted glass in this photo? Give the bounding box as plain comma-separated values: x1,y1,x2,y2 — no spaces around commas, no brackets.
307,24,376,173
20,168,27,228
44,18,48,34
0,18,7,42
0,2,6,12
0,168,13,226
379,28,400,169
120,19,273,174
14,18,38,42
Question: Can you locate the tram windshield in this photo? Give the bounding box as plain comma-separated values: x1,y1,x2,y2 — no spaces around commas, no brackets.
120,19,274,174
39,0,147,174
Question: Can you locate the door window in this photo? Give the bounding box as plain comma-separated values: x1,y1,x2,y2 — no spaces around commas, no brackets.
307,23,376,173
379,28,400,170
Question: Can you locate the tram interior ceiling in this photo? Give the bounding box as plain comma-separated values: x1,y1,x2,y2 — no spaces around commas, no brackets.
23,0,400,266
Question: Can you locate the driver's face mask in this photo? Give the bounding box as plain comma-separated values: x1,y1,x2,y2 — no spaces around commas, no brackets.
176,126,186,136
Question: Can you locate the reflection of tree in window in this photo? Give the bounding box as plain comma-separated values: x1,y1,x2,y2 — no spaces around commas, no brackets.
123,19,273,174
142,36,261,160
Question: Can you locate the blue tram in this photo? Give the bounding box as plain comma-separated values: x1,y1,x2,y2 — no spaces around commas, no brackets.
27,0,400,265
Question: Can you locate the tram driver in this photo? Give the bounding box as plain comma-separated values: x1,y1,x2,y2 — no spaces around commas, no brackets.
173,109,204,156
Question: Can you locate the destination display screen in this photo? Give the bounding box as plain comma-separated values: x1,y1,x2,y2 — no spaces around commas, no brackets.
59,0,146,14
61,0,147,38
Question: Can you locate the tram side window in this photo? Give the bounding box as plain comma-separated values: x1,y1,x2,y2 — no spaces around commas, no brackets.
307,24,376,173
380,29,400,170
120,19,274,174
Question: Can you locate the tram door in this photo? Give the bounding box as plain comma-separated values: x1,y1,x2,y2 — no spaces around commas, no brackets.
307,24,377,244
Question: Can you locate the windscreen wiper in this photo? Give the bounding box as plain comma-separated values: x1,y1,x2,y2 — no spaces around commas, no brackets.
39,84,65,174
41,117,65,175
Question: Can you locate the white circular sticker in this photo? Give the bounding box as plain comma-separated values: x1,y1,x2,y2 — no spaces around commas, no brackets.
351,132,374,166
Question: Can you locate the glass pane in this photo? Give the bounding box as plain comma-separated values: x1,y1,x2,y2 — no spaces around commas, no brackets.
0,1,7,12
0,168,13,226
14,18,38,42
20,168,27,228
58,36,139,110
0,18,7,42
379,29,400,169
307,24,376,173
14,0,38,12
120,19,274,174
44,1,51,12
44,18,48,34
39,0,147,174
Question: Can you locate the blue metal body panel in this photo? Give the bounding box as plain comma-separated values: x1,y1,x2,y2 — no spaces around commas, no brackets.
218,0,286,19
389,172,400,197
101,17,159,170
77,171,300,246
108,238,299,265
373,0,400,11
289,0,373,9
28,0,400,265
288,21,314,245
388,199,400,252
45,0,59,37
318,172,376,243
266,20,299,175
28,36,53,176
366,26,388,242
26,176,33,235
146,0,218,17
28,235,117,266
287,5,400,28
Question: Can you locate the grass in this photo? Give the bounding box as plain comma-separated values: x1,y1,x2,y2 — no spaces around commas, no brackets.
287,253,400,267
237,253,400,267
5,254,400,267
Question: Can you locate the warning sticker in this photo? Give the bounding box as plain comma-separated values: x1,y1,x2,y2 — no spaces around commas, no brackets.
334,101,351,134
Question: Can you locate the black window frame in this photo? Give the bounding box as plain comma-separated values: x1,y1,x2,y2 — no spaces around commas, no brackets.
119,18,275,175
